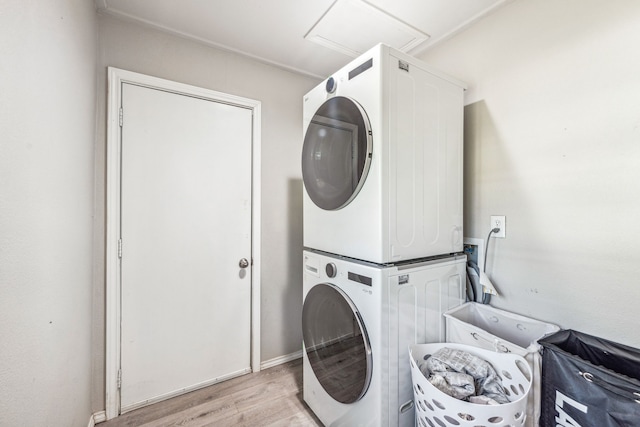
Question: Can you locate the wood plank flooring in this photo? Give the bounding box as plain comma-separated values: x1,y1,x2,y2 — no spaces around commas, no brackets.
101,358,323,427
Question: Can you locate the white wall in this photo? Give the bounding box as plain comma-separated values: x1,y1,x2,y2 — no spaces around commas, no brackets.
0,0,97,425
418,0,640,346
92,14,319,410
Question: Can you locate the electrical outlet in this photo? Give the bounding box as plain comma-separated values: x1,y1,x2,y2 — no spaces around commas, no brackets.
490,215,506,238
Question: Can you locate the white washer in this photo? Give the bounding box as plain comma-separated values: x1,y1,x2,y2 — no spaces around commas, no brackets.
302,44,467,264
302,249,466,427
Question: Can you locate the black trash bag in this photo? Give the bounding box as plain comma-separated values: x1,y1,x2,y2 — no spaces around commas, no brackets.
539,329,640,427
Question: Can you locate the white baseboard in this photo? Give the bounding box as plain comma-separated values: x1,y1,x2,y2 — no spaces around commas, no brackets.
260,350,302,370
89,410,107,426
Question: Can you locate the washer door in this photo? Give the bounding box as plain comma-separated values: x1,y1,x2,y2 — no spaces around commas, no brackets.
302,96,373,210
302,283,373,404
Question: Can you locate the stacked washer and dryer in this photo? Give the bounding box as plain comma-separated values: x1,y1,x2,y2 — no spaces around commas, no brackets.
301,44,467,427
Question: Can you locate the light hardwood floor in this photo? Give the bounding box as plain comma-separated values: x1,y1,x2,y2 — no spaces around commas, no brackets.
101,358,323,427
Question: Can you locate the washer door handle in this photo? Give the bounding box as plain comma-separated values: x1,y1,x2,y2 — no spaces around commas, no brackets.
239,258,249,269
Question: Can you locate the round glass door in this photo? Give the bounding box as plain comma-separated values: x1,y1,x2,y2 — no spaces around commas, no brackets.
302,96,373,211
302,283,372,404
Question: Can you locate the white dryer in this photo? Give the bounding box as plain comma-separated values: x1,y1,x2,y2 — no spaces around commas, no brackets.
302,44,467,264
302,250,466,427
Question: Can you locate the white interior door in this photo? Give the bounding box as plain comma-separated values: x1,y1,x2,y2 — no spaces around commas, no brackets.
119,82,253,412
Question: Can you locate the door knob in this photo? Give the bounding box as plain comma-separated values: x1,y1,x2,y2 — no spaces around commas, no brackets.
239,258,249,268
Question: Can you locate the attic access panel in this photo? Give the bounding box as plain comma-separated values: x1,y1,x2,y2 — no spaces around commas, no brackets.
305,0,430,57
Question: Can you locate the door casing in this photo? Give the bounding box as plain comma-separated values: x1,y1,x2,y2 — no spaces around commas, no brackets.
104,67,262,420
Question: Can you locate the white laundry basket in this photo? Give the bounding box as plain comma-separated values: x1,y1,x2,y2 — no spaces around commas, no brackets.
444,303,560,427
410,343,532,427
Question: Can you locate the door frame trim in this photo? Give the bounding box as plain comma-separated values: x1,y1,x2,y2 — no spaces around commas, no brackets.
105,67,262,419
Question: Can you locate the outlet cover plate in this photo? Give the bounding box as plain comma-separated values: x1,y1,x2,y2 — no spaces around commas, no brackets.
490,215,506,238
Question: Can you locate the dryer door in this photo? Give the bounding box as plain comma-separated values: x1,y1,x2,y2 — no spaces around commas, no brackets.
302,283,372,404
302,96,373,210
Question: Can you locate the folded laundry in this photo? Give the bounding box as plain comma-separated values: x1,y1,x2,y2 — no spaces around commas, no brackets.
418,347,510,404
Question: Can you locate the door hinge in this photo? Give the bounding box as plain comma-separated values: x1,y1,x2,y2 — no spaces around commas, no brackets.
119,107,123,127
117,239,122,258
117,368,122,389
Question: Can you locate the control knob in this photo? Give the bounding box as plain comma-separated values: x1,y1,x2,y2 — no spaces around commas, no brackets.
325,262,337,278
325,77,337,94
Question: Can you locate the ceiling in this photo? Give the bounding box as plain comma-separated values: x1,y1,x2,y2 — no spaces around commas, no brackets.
96,0,511,79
